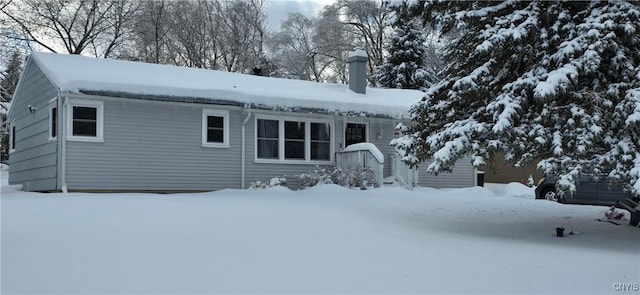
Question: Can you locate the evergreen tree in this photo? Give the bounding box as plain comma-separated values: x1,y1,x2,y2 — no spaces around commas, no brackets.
1,50,24,164
392,1,640,196
1,50,23,102
374,4,437,90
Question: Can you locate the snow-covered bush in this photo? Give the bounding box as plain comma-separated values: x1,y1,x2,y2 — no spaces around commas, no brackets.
299,167,334,188
526,174,535,187
250,176,287,189
332,165,376,190
299,166,377,190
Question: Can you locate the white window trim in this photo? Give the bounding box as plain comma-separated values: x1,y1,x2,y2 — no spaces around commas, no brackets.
201,109,230,148
254,115,334,165
48,98,58,141
66,99,104,142
9,121,15,153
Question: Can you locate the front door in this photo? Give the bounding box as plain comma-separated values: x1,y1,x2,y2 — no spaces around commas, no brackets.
345,123,367,147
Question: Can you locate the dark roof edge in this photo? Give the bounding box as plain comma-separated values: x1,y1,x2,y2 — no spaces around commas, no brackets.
78,89,402,119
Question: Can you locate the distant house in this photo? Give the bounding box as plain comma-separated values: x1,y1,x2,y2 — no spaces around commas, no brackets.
480,152,544,185
7,50,477,192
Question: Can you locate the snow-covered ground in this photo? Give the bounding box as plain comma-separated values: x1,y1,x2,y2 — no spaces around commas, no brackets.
2,171,639,294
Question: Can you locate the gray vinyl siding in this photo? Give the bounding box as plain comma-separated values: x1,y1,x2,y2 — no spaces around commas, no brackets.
418,155,476,188
64,98,409,191
65,99,242,191
366,119,402,178
8,59,58,191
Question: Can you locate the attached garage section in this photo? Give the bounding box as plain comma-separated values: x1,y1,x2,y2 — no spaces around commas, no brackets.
417,155,477,188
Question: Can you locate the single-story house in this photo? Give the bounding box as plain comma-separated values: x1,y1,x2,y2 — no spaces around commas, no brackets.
7,49,477,192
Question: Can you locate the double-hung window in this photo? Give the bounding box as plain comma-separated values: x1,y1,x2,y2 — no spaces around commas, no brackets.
73,107,97,136
202,109,229,148
284,121,305,160
67,99,104,142
310,122,331,161
257,119,279,158
256,117,333,163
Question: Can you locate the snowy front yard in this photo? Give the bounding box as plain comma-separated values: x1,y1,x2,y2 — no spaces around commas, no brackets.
2,173,639,294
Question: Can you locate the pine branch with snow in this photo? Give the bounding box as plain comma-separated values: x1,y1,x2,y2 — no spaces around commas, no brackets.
393,1,640,196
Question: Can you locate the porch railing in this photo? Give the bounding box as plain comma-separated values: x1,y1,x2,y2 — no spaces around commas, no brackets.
391,152,416,190
335,144,384,188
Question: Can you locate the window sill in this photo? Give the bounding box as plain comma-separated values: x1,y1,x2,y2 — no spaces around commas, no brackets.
48,137,58,142
202,143,230,148
254,158,334,165
66,136,104,143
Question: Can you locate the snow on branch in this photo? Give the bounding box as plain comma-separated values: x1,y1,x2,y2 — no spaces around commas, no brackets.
453,0,516,21
423,119,482,173
533,64,578,100
400,1,640,195
488,92,523,133
630,154,640,196
625,88,640,126
452,59,494,90
476,2,540,52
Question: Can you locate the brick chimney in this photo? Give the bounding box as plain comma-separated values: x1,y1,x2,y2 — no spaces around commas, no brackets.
348,47,367,94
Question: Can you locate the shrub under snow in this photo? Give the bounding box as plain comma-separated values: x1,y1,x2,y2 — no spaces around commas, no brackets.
250,176,287,189
300,166,376,190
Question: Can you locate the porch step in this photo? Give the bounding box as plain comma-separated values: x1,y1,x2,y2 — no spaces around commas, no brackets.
382,176,397,186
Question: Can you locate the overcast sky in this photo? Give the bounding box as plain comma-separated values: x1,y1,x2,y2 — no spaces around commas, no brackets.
265,0,335,29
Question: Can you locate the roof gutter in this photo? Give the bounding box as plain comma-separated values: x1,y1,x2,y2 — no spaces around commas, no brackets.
241,106,252,189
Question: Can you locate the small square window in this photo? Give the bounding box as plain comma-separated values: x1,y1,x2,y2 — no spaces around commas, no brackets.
202,109,229,148
66,99,103,142
72,106,97,136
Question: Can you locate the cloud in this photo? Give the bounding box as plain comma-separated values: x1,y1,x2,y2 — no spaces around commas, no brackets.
266,0,334,29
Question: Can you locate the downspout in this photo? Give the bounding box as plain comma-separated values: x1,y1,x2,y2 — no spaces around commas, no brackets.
241,106,252,189
60,95,68,192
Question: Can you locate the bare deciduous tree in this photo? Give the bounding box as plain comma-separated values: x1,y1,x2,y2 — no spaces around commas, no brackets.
171,1,219,69
274,0,392,84
90,0,140,58
268,13,316,80
332,0,392,85
312,4,354,83
129,0,173,64
1,0,138,56
124,0,266,73
214,0,267,73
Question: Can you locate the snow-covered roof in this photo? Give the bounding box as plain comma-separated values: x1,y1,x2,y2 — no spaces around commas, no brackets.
31,52,424,119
